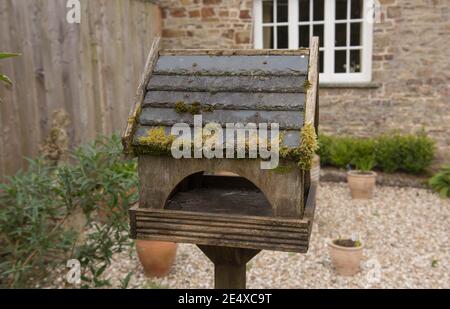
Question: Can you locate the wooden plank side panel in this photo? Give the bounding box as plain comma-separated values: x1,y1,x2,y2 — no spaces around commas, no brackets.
134,208,310,228
121,37,162,154
0,0,22,175
136,234,309,253
0,0,162,177
305,37,319,125
147,75,307,93
131,208,311,253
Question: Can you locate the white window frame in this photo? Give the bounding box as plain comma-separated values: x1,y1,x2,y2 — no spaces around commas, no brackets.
254,0,374,84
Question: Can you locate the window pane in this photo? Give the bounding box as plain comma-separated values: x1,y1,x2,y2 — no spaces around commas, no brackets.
263,0,274,23
313,25,324,48
313,0,324,21
336,0,348,20
350,50,361,72
319,50,324,73
335,50,347,73
350,22,362,46
299,0,310,21
263,26,274,48
277,0,288,23
335,23,347,46
299,25,310,47
277,26,289,49
351,0,363,19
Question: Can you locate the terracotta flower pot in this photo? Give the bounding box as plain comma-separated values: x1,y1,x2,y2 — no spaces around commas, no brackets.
135,240,177,278
347,170,377,199
329,239,364,276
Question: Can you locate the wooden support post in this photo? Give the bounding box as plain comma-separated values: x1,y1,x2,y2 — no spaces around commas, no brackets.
198,245,260,289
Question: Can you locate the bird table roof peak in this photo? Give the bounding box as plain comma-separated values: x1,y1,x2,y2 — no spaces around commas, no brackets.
122,37,319,169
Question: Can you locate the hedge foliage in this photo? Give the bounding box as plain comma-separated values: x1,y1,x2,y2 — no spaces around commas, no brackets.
317,133,435,174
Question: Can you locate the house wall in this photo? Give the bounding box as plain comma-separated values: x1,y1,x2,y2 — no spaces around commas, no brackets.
159,0,254,49
159,0,450,166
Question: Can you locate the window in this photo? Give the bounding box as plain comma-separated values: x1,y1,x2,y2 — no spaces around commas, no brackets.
254,0,374,83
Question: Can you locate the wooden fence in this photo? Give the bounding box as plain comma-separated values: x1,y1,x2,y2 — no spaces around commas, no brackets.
0,0,161,177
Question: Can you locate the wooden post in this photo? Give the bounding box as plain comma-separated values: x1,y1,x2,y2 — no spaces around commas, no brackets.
198,245,260,289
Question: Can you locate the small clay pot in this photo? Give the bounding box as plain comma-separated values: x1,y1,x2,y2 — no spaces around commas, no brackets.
135,240,177,278
347,170,377,199
329,239,364,276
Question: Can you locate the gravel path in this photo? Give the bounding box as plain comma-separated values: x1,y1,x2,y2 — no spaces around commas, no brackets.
41,182,449,289
106,182,449,289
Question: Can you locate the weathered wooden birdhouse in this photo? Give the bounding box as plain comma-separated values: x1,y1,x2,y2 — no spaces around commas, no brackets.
122,37,320,288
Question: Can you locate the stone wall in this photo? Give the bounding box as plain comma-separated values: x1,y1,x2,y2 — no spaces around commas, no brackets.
320,0,450,165
158,0,450,165
158,0,253,49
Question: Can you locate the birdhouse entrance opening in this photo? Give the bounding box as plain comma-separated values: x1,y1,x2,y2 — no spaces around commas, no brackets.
164,172,273,217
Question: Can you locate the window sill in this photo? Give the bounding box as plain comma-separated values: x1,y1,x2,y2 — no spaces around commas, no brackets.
319,82,381,89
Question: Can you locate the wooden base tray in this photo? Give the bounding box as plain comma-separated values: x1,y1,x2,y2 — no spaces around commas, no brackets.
129,184,317,253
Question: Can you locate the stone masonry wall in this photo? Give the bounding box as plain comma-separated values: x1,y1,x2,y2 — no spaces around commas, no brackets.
158,0,450,165
158,0,254,49
320,0,450,165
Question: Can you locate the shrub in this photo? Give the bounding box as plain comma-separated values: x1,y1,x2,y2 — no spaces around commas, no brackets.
0,134,138,288
327,136,375,170
317,134,333,166
316,133,435,174
375,133,435,174
329,137,357,168
374,134,402,173
429,165,450,198
0,159,77,288
397,134,435,174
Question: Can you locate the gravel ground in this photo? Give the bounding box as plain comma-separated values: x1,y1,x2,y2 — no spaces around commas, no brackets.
43,182,450,289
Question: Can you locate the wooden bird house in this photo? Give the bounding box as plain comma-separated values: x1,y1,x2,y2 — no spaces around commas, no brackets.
122,37,320,288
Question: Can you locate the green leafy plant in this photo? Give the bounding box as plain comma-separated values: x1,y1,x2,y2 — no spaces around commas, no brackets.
316,133,435,174
317,134,333,166
353,156,375,173
0,159,77,288
429,165,450,198
374,134,402,173
396,134,435,174
0,134,138,288
0,52,21,85
329,137,358,168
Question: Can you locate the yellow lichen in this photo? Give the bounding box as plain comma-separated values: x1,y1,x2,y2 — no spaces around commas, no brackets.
304,79,312,91
296,123,319,170
175,101,188,114
138,127,176,155
279,123,319,170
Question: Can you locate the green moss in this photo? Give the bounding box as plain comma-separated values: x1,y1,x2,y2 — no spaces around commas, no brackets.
280,123,319,170
203,104,215,113
271,165,294,174
190,102,202,115
175,101,188,114
137,127,175,155
134,124,318,172
304,79,312,91
174,101,214,115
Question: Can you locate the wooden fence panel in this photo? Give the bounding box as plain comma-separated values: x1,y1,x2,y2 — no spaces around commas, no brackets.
0,0,161,177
